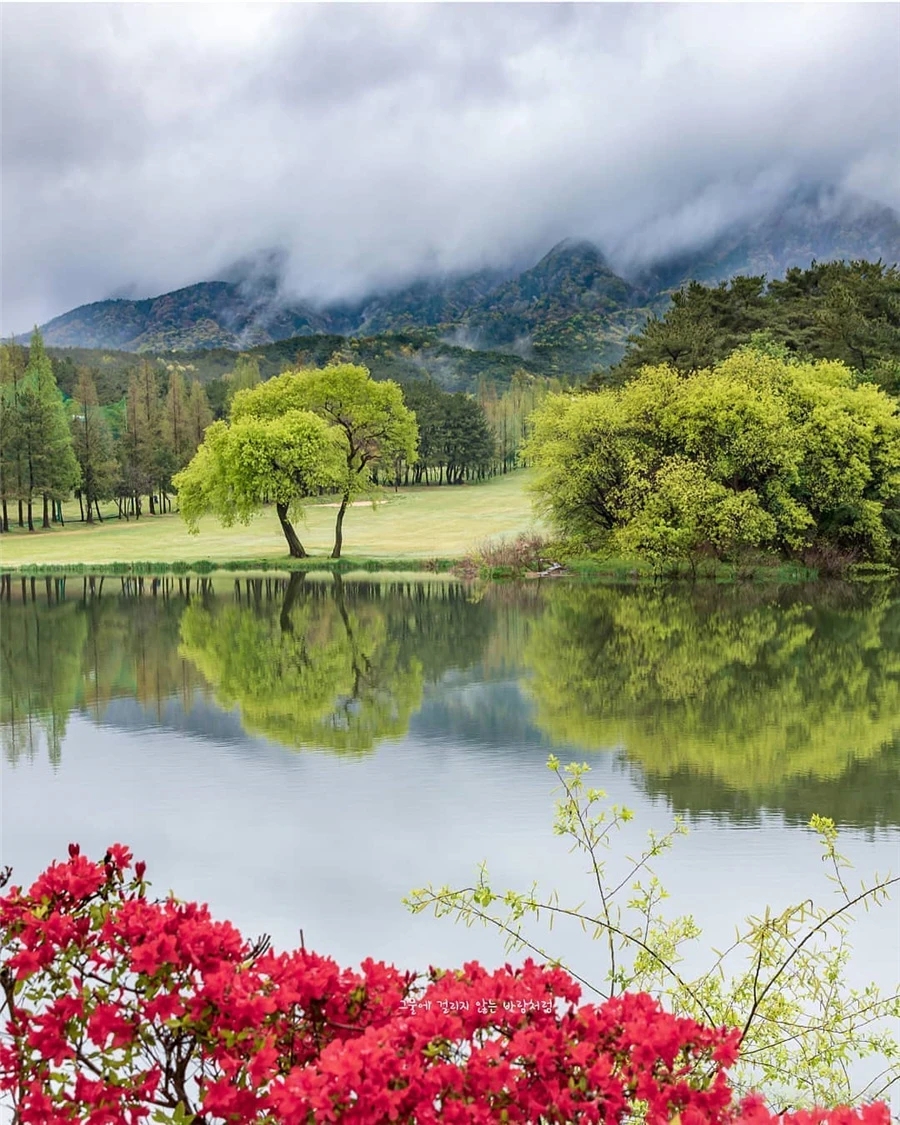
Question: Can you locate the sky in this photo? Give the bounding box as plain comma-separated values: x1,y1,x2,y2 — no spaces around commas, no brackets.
2,3,899,334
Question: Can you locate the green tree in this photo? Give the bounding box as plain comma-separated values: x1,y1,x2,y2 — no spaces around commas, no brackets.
71,369,118,523
442,393,495,484
224,353,261,404
173,409,344,557
118,374,154,518
0,341,28,531
231,364,418,557
16,329,79,530
608,261,900,386
526,349,900,566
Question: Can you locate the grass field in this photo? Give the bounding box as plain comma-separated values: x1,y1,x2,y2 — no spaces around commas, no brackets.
0,472,546,567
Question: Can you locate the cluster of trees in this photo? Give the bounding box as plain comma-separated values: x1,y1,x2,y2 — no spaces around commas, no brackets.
0,332,213,530
175,364,418,558
528,346,900,567
604,259,900,388
1,333,535,542
398,379,494,484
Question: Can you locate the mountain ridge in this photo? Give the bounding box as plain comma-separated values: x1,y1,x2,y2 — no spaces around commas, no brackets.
23,186,900,374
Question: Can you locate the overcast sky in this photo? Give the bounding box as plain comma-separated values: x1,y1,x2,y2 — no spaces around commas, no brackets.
2,3,899,333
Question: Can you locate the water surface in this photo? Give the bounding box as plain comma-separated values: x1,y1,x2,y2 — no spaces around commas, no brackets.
2,573,898,1096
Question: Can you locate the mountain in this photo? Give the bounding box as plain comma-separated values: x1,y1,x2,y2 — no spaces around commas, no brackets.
33,278,329,353
631,185,900,295
27,186,900,375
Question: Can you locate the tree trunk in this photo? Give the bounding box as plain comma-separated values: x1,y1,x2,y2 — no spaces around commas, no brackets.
331,493,350,559
95,499,104,522
42,494,50,528
1,499,7,533
276,501,307,558
27,500,34,532
79,492,86,522
18,500,24,528
57,501,64,526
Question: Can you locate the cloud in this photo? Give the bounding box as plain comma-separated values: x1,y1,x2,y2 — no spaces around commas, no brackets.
2,3,898,332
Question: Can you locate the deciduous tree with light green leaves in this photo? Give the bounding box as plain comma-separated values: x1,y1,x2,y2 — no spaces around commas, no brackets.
231,364,418,557
525,348,900,568
173,409,344,558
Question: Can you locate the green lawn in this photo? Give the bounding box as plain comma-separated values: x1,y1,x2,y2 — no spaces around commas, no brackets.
0,472,545,566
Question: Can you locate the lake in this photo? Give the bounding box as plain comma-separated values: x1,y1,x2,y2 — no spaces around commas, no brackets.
2,572,898,1103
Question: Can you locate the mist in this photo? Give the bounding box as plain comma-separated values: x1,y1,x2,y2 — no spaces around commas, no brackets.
2,3,898,333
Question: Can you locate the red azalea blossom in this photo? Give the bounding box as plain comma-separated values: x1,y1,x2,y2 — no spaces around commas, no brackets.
0,846,891,1124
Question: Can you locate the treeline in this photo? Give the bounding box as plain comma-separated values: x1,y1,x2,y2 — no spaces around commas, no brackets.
600,259,900,389
0,332,554,532
0,333,213,530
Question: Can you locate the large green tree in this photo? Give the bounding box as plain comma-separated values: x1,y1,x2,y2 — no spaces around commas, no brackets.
231,364,418,556
526,348,900,566
173,409,344,557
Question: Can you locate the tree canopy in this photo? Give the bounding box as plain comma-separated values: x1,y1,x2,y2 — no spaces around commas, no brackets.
231,364,418,556
526,348,900,566
173,409,344,558
605,260,900,389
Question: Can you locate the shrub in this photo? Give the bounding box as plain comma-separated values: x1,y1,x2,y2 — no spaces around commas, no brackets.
1,847,891,1124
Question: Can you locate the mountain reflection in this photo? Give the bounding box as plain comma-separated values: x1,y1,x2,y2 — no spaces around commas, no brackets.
1,572,898,827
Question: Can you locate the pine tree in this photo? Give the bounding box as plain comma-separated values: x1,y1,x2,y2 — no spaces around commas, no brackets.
17,329,79,531
71,369,118,523
0,341,28,531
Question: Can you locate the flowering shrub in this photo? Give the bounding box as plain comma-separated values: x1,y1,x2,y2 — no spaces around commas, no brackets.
0,846,891,1125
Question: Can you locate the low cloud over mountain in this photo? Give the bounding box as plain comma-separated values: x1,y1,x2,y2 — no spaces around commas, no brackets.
3,4,898,334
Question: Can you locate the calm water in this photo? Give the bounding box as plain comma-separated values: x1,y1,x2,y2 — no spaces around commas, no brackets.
2,573,898,1097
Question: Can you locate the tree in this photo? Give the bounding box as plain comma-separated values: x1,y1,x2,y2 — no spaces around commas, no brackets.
163,366,192,470
173,410,344,557
71,370,118,522
224,352,261,405
118,375,154,519
526,348,900,566
442,393,495,484
607,261,900,387
400,380,495,484
16,329,79,530
231,365,418,557
0,341,28,531
184,378,213,449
